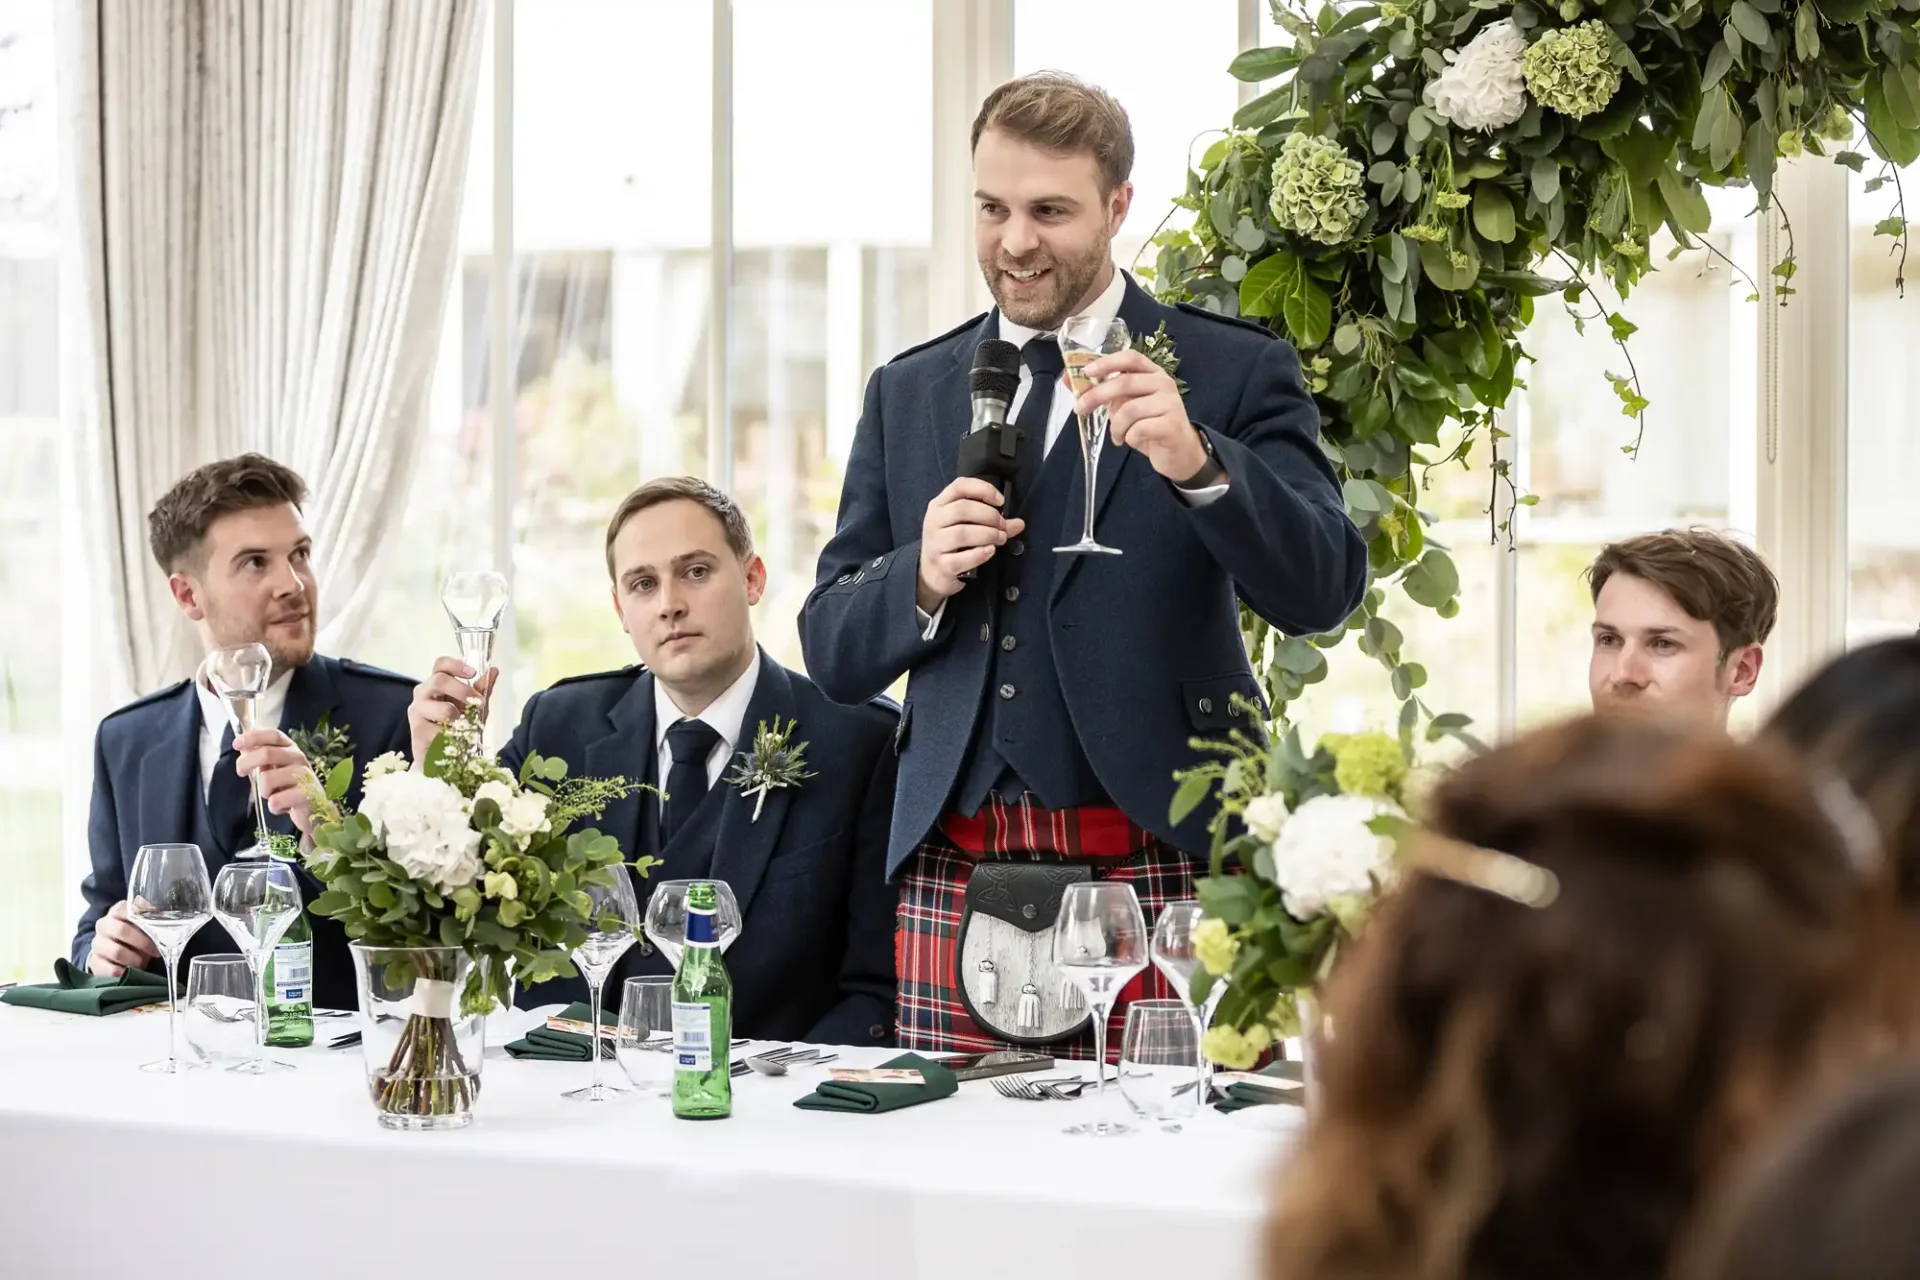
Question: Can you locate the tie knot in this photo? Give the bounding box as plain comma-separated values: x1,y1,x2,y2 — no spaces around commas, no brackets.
1022,336,1063,378
665,718,722,765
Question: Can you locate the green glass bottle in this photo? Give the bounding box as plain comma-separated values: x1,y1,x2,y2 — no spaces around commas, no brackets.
671,881,733,1119
264,894,315,1048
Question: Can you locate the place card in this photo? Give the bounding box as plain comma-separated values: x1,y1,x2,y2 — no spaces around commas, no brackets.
826,1067,926,1085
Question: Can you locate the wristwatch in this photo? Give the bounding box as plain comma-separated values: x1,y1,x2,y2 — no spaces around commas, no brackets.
1175,426,1227,490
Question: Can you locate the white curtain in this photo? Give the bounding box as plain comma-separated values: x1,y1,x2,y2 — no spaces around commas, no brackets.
60,0,485,701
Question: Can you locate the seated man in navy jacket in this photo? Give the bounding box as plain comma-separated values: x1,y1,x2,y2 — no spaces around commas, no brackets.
74,454,416,1011
407,477,898,1046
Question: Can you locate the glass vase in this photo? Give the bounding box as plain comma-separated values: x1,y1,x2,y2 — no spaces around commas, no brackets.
350,944,485,1131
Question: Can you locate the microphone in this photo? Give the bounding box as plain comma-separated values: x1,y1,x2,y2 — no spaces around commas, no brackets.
955,340,1024,584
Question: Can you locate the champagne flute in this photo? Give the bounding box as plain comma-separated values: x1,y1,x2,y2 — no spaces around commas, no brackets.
564,867,642,1102
642,879,743,969
1053,881,1149,1137
1054,315,1131,556
126,844,213,1074
207,643,273,859
440,570,509,713
211,856,302,1074
1151,901,1226,1101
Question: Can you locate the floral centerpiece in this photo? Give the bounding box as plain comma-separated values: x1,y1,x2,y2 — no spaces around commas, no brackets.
302,708,654,1125
1171,715,1422,1068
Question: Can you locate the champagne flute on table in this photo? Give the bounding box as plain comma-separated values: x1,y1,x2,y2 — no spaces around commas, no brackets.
207,643,274,860
211,856,302,1074
127,844,213,1074
1053,881,1149,1137
564,867,642,1102
642,879,743,970
1054,315,1131,556
1152,900,1226,1103
440,570,509,717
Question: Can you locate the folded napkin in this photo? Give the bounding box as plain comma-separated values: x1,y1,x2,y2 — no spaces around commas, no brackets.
1,960,170,1016
1213,1059,1305,1113
503,1002,616,1061
793,1053,959,1114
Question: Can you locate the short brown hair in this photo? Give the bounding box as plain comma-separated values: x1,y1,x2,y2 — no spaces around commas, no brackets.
971,72,1134,194
147,453,309,573
1587,528,1779,657
603,476,755,579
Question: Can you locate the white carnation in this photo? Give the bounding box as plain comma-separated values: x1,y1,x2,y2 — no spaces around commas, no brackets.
499,791,551,843
1243,793,1291,844
364,751,410,782
1272,793,1401,919
1424,19,1530,133
359,770,482,892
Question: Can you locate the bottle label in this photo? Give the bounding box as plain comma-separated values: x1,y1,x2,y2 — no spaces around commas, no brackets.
271,941,312,1005
686,904,718,947
672,1000,714,1071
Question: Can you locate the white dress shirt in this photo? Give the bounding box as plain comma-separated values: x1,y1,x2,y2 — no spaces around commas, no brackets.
652,655,761,808
193,660,292,802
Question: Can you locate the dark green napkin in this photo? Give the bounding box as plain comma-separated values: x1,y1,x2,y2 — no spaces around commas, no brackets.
1213,1059,1305,1113
1,960,170,1016
794,1053,958,1114
504,1002,616,1061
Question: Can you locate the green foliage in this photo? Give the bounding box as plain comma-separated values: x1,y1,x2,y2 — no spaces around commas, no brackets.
288,712,354,783
1153,0,1920,730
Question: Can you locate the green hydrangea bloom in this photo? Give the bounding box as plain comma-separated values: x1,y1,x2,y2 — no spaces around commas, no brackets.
1329,730,1409,798
1269,132,1369,245
1402,223,1451,243
1522,20,1621,120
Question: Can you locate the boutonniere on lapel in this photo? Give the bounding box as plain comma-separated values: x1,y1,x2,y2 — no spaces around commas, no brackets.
725,717,817,821
1129,321,1188,396
288,712,355,785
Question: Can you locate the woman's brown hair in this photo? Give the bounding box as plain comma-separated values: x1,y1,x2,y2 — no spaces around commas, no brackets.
1265,716,1872,1280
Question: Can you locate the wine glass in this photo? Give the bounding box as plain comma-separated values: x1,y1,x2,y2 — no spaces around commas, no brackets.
643,879,743,969
210,856,302,1074
615,975,675,1096
1118,999,1202,1132
1053,881,1149,1137
1054,314,1131,556
207,643,274,859
1152,901,1226,1102
440,570,509,711
126,843,213,1074
564,867,641,1102
184,955,258,1066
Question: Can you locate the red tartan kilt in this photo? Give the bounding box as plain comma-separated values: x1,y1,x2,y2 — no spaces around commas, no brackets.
895,804,1198,1064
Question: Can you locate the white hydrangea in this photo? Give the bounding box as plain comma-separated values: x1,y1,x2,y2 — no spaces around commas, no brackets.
1243,793,1291,844
359,770,482,892
364,751,410,782
1424,19,1530,133
1272,793,1402,919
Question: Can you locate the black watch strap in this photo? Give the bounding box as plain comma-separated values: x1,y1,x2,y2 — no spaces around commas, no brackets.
1174,428,1227,490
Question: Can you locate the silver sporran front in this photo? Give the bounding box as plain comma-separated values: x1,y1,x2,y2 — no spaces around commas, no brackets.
955,862,1093,1045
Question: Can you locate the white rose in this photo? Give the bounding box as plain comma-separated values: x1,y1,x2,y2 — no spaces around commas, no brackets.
1424,19,1530,133
499,791,551,843
1243,793,1291,844
364,751,410,782
360,770,482,892
1272,793,1402,920
473,779,516,813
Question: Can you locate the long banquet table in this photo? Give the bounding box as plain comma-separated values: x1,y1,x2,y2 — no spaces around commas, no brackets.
0,1003,1298,1279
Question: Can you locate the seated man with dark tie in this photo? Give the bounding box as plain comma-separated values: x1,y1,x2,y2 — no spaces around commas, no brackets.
73,454,417,1010
406,477,899,1046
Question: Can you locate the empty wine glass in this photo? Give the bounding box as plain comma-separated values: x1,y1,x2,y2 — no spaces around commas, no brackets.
1118,999,1202,1132
615,975,675,1096
1054,314,1131,556
440,570,509,709
1053,881,1149,1137
207,643,274,859
211,856,302,1074
1152,901,1226,1102
564,867,641,1102
127,843,213,1074
643,879,742,969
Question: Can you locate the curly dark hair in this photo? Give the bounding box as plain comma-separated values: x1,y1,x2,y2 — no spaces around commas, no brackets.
1265,716,1873,1280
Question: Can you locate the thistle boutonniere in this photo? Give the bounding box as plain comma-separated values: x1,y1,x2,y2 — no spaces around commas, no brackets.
289,712,355,784
725,717,817,821
1130,321,1188,396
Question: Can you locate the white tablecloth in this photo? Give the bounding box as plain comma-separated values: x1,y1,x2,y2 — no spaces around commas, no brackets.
0,1003,1298,1280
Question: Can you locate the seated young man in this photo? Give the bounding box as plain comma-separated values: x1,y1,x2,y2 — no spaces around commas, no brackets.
1586,528,1778,733
407,477,898,1046
74,454,416,1009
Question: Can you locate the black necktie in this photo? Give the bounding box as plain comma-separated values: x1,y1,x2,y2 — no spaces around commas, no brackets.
660,719,723,847
1011,337,1064,513
206,723,256,860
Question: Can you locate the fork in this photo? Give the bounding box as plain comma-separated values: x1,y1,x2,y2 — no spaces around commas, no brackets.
990,1076,1053,1101
730,1046,837,1078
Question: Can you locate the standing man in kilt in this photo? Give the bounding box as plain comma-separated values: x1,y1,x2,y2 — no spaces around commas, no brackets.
801,73,1366,1059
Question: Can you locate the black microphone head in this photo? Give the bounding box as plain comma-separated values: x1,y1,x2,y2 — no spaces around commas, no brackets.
973,338,1020,376
970,364,1020,401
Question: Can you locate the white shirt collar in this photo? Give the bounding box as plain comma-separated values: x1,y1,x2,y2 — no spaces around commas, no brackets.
192,656,293,742
995,265,1129,350
652,650,762,759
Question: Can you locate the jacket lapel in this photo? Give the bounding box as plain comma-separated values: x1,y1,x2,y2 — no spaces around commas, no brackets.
709,651,798,921
282,655,342,738
583,670,654,864
142,686,204,872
